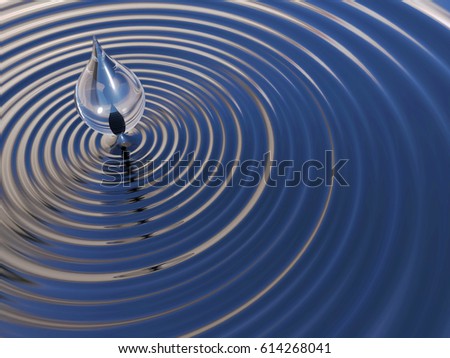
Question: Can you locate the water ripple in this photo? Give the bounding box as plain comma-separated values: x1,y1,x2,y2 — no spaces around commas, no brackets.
1,1,449,337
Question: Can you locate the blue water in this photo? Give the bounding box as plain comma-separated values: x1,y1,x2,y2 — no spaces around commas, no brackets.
1,1,450,337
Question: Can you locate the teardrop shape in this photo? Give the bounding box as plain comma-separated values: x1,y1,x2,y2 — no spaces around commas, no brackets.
74,36,145,135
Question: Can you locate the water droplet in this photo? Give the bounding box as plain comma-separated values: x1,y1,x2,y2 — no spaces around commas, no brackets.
74,36,145,135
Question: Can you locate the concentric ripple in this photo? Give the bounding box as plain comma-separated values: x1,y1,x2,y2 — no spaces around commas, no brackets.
1,2,450,337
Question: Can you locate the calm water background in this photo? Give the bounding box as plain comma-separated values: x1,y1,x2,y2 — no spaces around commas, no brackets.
1,1,450,337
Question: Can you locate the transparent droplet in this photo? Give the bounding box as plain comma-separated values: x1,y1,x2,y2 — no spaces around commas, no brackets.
74,36,145,135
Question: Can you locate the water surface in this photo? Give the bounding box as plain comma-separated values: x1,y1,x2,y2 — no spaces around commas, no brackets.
1,1,450,337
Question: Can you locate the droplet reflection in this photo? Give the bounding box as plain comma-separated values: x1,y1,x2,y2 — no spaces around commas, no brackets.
74,36,145,135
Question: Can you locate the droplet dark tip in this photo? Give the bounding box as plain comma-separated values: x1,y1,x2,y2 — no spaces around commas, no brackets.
108,106,126,135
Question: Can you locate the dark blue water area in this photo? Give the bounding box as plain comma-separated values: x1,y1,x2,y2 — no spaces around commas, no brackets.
1,1,450,337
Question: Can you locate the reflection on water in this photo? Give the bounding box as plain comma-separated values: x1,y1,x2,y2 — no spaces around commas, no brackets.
1,2,450,337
